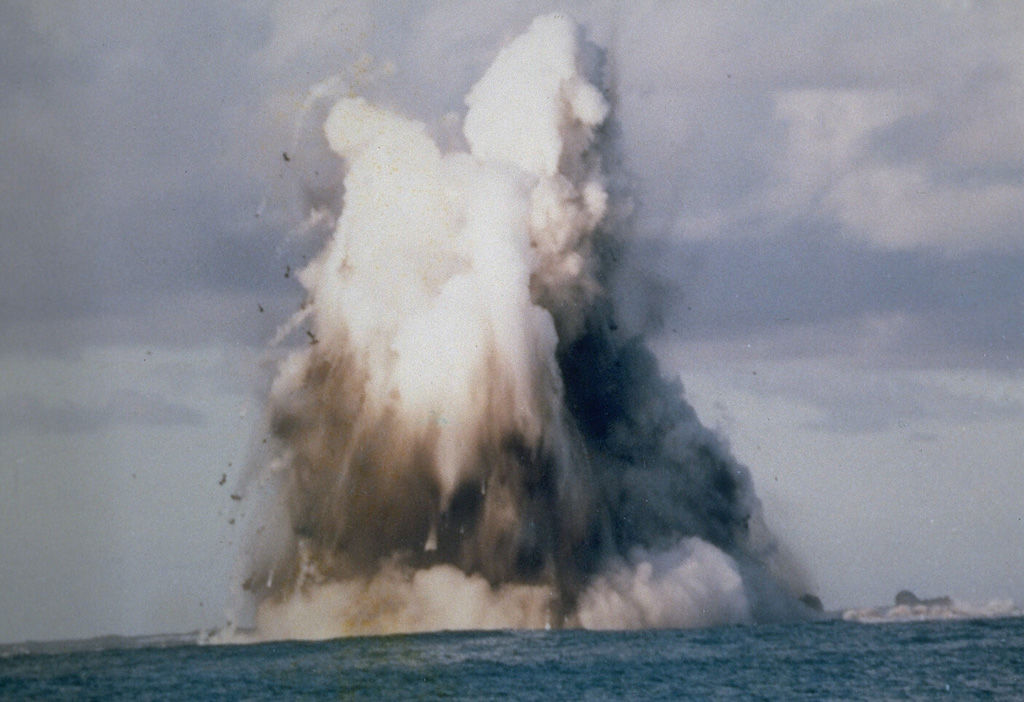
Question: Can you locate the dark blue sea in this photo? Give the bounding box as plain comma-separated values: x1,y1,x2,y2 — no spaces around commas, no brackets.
3,617,1023,700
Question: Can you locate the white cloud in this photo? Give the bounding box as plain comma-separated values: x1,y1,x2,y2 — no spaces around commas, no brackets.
762,88,1024,251
577,2,1024,253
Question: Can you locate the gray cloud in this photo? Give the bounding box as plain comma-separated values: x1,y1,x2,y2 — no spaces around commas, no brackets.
620,231,1024,369
0,389,205,435
1,1,1020,368
0,1,292,347
770,373,1023,435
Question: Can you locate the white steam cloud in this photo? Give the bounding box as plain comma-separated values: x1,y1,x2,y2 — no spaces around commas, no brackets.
234,14,812,641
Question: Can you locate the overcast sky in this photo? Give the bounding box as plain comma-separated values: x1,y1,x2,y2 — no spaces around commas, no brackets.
1,1,1022,643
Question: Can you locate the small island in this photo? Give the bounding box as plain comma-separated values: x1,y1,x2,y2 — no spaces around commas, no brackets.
894,590,953,608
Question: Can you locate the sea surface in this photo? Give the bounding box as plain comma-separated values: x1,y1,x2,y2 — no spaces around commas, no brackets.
2,616,1023,700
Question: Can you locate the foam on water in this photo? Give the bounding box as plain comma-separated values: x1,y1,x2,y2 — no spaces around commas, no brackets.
843,598,1021,624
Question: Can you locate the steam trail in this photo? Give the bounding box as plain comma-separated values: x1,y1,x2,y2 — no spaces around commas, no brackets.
240,14,811,639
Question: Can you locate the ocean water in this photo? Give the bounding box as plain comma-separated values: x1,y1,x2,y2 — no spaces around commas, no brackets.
3,617,1023,700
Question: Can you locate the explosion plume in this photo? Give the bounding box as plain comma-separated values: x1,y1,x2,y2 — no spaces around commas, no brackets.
239,14,810,639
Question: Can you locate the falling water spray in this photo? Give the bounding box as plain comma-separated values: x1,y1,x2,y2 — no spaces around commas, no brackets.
237,14,812,640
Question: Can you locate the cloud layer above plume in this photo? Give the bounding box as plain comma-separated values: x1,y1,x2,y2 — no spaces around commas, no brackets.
2,1,1020,369
1,0,1022,641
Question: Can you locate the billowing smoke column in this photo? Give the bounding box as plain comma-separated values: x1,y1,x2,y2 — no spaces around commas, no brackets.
242,14,809,639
